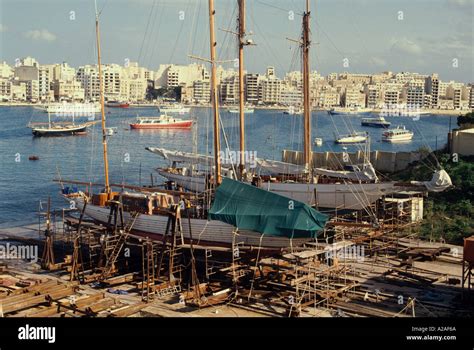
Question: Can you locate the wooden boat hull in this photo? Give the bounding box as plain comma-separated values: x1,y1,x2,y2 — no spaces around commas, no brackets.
73,198,312,251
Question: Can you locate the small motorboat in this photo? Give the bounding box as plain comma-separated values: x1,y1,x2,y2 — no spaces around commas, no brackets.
335,132,367,144
314,137,323,146
361,116,391,128
130,115,193,129
382,125,414,142
106,127,118,135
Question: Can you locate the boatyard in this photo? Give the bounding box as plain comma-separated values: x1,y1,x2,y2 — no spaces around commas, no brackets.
0,3,473,344
0,188,472,319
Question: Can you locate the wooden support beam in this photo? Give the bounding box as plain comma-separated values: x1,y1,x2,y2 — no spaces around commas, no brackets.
107,302,149,317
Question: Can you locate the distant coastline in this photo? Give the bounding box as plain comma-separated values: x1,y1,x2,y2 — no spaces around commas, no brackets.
0,102,467,115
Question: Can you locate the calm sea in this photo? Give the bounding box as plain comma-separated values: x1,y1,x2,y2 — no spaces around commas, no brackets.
0,106,455,226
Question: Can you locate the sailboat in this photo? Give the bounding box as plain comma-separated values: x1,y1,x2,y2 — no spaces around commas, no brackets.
245,1,451,210
62,0,327,252
148,0,447,211
28,111,97,136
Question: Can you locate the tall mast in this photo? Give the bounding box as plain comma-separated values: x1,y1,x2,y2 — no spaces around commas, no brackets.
209,0,221,186
238,0,246,179
95,3,110,194
302,0,311,171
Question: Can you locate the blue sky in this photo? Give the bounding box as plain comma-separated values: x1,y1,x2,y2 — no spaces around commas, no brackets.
0,0,472,82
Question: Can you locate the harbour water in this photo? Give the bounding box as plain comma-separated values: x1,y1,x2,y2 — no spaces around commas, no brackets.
0,106,455,225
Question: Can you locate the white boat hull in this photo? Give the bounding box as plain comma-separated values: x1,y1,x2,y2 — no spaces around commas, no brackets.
157,169,395,211
157,169,207,193
260,181,397,210
73,198,312,250
335,136,367,144
382,134,413,142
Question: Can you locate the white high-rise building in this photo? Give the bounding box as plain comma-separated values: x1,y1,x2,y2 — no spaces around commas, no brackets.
245,73,260,104
0,62,14,79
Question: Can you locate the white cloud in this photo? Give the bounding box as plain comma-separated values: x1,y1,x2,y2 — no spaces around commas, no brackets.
371,56,387,66
446,0,474,9
0,24,7,32
24,29,56,42
390,38,422,56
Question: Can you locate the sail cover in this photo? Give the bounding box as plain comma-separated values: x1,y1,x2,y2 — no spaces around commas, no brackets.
256,158,308,175
209,178,328,238
146,147,213,167
411,169,452,192
314,163,378,182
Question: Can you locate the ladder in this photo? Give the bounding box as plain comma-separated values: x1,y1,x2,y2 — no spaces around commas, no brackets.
156,205,183,283
98,211,140,280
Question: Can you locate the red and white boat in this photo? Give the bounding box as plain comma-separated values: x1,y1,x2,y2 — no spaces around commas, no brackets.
106,101,130,108
129,115,193,129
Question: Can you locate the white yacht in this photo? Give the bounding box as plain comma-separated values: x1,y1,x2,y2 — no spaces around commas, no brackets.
335,132,367,144
382,126,414,142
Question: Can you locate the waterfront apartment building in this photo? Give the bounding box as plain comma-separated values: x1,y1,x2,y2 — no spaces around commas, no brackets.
155,63,208,89
10,81,27,101
383,89,400,106
339,73,372,85
77,65,100,101
280,87,302,106
0,62,14,79
260,77,281,104
244,73,260,104
193,79,210,103
52,79,85,101
425,74,440,108
0,79,12,101
220,75,239,104
13,66,39,101
406,86,424,108
365,85,380,108
343,85,365,107
316,86,340,108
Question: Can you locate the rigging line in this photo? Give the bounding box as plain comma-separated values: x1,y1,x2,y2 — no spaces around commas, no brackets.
409,119,441,169
247,3,286,74
147,1,166,69
186,0,201,64
255,0,303,16
143,0,163,66
167,0,191,64
312,20,346,58
137,0,158,64
325,141,379,220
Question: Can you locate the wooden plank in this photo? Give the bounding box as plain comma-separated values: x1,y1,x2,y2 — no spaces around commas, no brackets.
108,303,149,317
0,279,58,298
83,298,116,315
24,305,61,317
1,284,72,306
2,294,50,314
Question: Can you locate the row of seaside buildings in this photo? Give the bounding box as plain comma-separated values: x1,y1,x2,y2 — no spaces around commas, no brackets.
1,56,473,110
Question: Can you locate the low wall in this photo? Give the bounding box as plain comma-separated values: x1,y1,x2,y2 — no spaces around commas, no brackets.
282,149,424,173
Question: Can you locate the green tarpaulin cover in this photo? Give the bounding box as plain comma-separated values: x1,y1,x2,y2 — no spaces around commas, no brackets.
209,178,328,238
